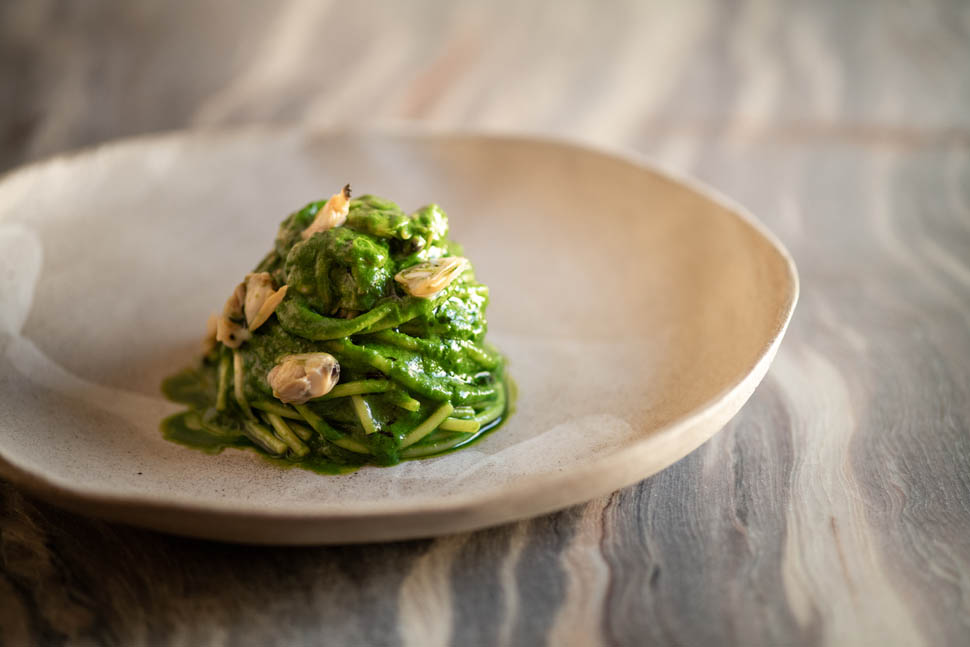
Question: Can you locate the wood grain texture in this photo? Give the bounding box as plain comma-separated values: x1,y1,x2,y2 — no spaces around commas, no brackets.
1,0,969,645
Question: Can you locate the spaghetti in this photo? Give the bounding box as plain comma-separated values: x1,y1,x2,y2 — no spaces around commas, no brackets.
161,188,510,471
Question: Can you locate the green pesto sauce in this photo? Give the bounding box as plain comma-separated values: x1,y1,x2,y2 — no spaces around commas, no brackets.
160,411,359,474
161,193,512,473
160,367,513,474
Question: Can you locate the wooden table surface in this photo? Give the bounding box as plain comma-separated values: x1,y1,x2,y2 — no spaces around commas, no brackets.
2,1,969,645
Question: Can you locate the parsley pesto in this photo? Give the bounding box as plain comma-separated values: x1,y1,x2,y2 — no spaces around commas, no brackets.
161,187,511,472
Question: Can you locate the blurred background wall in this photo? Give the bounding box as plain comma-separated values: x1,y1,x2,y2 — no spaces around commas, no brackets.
3,0,968,173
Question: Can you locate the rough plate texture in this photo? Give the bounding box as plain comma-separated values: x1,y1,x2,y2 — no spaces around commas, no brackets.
0,129,795,543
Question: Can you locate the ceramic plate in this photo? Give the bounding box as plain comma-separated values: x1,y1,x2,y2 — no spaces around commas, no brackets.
0,128,797,544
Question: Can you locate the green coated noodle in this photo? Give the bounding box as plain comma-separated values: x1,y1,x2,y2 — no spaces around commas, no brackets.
401,431,476,459
351,395,379,435
243,420,287,455
401,402,455,448
324,337,498,405
216,352,231,411
232,351,253,419
385,389,421,412
263,412,309,457
438,417,480,433
319,380,390,400
293,404,372,455
252,400,303,420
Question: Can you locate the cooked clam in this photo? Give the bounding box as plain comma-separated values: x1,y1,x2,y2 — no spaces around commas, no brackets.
215,316,251,349
301,184,351,239
243,272,288,331
267,352,341,404
394,256,469,298
224,282,246,320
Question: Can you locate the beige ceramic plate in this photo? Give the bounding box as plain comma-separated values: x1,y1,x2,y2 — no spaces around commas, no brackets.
0,127,797,544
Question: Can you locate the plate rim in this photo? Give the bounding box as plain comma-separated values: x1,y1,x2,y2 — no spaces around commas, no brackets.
0,124,799,542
